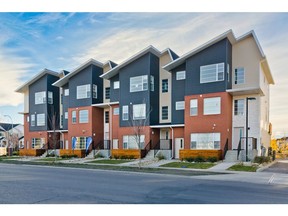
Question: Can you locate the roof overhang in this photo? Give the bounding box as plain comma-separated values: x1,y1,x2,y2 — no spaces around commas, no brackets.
150,124,185,128
92,101,119,108
15,69,59,93
53,58,104,87
100,45,162,80
226,87,264,96
261,59,275,84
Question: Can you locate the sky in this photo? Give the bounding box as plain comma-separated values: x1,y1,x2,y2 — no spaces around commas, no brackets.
0,4,287,138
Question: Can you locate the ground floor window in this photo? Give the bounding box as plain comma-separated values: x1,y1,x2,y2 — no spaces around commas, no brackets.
72,136,93,150
190,133,220,149
123,135,145,149
32,138,45,149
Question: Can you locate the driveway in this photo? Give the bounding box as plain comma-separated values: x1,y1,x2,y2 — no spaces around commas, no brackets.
262,160,288,174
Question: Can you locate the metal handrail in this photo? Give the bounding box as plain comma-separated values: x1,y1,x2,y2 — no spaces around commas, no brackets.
223,138,228,158
237,139,242,160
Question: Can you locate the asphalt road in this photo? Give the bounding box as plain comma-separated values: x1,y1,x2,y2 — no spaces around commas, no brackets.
0,163,288,204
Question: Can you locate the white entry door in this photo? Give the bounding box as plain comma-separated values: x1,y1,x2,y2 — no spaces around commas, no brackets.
175,138,184,159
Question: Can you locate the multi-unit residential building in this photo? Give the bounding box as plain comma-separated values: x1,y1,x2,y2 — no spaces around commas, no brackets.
16,29,274,161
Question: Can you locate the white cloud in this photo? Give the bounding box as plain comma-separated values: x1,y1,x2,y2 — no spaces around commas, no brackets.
0,46,33,106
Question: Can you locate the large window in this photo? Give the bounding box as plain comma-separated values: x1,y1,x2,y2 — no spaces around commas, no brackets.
176,101,185,110
133,104,146,120
31,114,35,126
162,79,168,93
48,91,53,104
36,113,45,126
72,111,77,123
190,99,198,116
203,97,221,115
234,68,245,84
130,75,148,92
162,106,168,120
176,71,186,80
200,62,224,83
234,99,244,115
190,133,220,149
93,84,97,99
79,110,89,123
32,138,45,149
35,91,46,104
123,135,145,149
122,105,128,121
77,84,91,99
105,87,110,99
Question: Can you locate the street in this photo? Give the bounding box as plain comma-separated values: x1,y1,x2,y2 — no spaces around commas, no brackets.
0,163,288,204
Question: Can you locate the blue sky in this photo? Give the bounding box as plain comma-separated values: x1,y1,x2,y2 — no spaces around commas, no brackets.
0,12,288,138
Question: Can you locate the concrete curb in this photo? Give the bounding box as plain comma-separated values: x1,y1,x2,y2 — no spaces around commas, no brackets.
256,160,278,172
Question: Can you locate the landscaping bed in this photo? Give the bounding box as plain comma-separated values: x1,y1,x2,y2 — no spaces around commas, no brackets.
228,163,259,172
160,162,216,169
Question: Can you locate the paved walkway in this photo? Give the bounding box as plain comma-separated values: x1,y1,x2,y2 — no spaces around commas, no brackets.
208,162,237,171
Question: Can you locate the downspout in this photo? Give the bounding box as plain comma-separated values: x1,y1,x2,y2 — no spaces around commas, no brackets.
170,126,174,159
108,104,112,157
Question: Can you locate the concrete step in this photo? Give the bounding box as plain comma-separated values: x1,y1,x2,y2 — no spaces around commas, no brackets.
224,150,240,162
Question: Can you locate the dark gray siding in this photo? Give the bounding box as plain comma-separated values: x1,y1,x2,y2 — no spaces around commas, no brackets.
29,74,60,131
149,53,159,126
171,64,186,124
109,74,119,102
62,83,69,130
68,64,103,108
119,53,151,127
185,38,230,95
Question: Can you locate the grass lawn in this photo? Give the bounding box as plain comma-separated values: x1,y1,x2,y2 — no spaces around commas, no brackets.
35,157,71,162
228,164,258,172
0,156,22,160
161,162,216,169
88,159,133,164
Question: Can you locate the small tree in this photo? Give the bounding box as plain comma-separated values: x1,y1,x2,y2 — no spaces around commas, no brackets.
128,101,152,169
48,107,60,162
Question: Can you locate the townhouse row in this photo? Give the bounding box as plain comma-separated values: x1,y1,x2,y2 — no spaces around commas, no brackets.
16,29,274,160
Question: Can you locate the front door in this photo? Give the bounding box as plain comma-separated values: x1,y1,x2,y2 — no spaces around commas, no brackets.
233,127,244,150
175,138,184,159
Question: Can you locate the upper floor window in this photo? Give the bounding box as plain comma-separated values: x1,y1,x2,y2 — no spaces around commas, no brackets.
190,99,198,116
72,111,77,124
234,99,244,116
79,110,89,123
122,105,128,121
176,71,186,80
77,84,91,99
64,112,68,119
26,116,29,122
130,75,148,92
31,114,35,127
105,87,110,99
114,81,120,89
162,79,168,93
150,75,154,92
48,91,53,104
93,84,97,99
105,111,109,123
234,68,245,84
133,104,146,120
204,97,221,115
113,107,119,115
175,101,185,110
200,62,224,83
37,113,45,126
64,89,69,96
162,106,168,120
35,91,46,104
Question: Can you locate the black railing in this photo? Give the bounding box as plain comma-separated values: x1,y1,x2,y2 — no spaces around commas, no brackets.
223,138,228,158
94,140,111,150
237,139,242,160
141,140,152,158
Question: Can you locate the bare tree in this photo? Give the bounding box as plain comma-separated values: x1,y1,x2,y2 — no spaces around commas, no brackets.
48,107,60,162
127,101,152,169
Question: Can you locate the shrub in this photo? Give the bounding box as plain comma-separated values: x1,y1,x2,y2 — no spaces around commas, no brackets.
195,156,205,163
207,156,218,163
12,151,19,156
120,155,128,159
156,153,165,160
254,156,271,164
61,154,78,159
268,147,272,156
113,155,120,160
184,157,195,162
46,153,56,157
127,155,135,160
94,153,104,159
